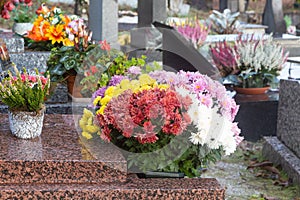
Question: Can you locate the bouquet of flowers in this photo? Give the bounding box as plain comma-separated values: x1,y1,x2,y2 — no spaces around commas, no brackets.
0,65,50,113
26,3,74,50
80,69,242,177
45,13,94,82
1,0,35,23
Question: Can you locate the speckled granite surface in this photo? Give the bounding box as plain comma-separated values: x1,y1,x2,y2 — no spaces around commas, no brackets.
263,137,300,186
0,114,225,199
277,79,300,158
0,176,225,200
10,51,50,72
0,32,24,53
0,114,127,184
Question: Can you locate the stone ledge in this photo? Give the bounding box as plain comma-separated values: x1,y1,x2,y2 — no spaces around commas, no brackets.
262,136,300,186
0,177,225,199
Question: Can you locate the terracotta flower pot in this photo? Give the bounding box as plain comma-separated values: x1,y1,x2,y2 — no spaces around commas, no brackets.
234,86,270,95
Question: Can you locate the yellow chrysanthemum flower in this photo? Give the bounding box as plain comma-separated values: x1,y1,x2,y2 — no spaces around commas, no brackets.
96,105,106,115
105,86,116,96
82,131,93,139
139,74,156,86
93,96,102,106
139,85,152,92
120,79,131,90
86,125,100,133
130,80,141,90
157,84,170,90
100,95,112,106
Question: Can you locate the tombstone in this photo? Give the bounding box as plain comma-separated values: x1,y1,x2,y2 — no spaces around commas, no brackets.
129,0,167,62
153,22,220,80
262,0,286,36
89,0,118,48
219,0,228,11
263,79,300,185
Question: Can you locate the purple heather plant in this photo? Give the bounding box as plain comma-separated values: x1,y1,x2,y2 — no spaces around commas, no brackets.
209,41,239,77
174,18,210,49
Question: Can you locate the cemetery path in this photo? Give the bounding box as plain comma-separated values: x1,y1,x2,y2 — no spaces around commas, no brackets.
201,141,300,200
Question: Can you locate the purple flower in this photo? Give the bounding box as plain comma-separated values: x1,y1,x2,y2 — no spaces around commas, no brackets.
108,75,127,86
127,66,142,75
92,86,107,100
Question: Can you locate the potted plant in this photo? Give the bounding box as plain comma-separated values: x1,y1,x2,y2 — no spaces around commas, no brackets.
45,15,95,97
210,35,289,94
0,65,50,139
80,70,243,177
1,0,36,35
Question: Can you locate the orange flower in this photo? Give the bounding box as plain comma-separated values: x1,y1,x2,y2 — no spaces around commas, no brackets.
62,15,71,28
33,15,44,26
45,24,65,45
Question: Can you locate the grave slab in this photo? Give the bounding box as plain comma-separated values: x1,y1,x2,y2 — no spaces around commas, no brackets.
0,114,225,199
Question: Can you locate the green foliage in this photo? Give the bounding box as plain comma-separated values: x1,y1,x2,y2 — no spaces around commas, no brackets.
110,125,224,178
46,44,97,82
0,66,50,112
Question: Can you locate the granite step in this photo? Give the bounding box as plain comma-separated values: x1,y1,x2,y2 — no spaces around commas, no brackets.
0,114,127,184
0,176,225,199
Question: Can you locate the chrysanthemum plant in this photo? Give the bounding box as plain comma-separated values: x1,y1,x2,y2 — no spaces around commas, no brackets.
80,70,242,177
0,64,50,113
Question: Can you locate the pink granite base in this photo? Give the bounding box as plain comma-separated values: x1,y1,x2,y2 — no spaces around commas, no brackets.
0,114,225,199
0,177,225,199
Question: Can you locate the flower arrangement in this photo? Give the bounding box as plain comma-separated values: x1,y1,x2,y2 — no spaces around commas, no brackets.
168,18,210,49
1,0,35,23
45,14,94,82
210,35,289,88
0,65,50,113
80,69,242,177
26,3,74,50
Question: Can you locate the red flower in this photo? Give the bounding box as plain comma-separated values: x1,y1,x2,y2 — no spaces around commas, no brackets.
1,9,10,19
99,40,111,51
4,2,15,12
90,66,98,74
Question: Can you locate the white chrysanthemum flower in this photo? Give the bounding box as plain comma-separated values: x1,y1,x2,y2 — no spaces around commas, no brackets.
189,129,206,145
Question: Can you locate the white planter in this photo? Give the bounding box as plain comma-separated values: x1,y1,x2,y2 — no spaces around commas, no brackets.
8,109,45,139
12,22,33,35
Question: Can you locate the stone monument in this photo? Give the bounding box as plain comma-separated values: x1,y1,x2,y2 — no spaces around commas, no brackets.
89,0,119,48
263,79,300,185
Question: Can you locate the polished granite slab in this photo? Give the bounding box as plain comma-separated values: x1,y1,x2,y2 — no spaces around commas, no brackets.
0,175,225,200
0,114,127,184
0,114,225,199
